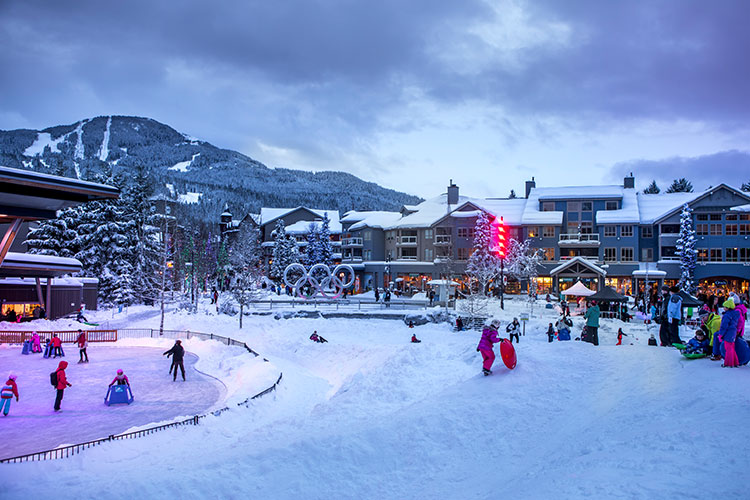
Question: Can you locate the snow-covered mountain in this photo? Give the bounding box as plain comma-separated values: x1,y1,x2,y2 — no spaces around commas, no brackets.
0,116,422,223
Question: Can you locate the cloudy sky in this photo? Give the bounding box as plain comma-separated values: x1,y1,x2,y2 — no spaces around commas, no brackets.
1,0,748,198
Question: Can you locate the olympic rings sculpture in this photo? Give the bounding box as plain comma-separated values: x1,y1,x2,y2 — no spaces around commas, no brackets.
282,263,356,300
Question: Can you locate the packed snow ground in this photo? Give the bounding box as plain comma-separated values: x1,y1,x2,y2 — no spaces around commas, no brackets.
1,297,749,499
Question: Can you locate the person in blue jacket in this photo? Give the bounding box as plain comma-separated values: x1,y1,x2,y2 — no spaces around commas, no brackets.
684,330,710,355
666,286,683,345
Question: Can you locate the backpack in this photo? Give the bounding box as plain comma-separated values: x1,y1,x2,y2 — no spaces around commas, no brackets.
50,370,58,387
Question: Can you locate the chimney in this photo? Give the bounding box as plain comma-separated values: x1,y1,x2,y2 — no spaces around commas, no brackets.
525,176,536,198
447,179,459,205
624,172,635,189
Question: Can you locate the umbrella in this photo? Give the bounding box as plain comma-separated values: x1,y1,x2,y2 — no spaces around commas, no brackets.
677,290,702,308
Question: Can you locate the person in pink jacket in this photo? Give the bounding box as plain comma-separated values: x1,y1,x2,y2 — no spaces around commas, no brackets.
730,293,746,339
31,332,42,353
477,319,503,376
109,369,130,387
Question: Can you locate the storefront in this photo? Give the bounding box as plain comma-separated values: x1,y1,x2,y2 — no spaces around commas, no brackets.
395,273,432,293
698,278,749,296
605,277,633,296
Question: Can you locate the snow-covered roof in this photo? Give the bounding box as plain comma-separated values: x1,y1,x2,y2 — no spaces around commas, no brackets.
730,203,750,212
469,198,528,226
560,280,596,296
0,277,85,287
389,194,471,229
348,211,403,230
632,269,667,277
522,187,564,225
596,188,640,224
285,219,341,234
636,192,700,224
536,185,625,201
550,256,606,277
259,207,341,232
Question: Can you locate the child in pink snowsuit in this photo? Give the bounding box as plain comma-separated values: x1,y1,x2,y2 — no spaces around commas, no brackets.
477,320,502,375
31,332,42,353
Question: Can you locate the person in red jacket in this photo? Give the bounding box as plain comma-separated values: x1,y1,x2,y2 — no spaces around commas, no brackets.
76,329,89,363
53,361,72,412
51,334,63,358
1,373,19,416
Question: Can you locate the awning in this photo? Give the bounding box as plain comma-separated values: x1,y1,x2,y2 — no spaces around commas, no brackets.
427,279,459,286
0,252,82,278
588,286,628,302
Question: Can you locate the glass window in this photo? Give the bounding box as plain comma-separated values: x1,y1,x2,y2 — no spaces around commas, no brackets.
740,223,750,236
726,248,738,262
457,247,470,260
568,212,579,222
605,201,618,210
621,247,634,262
581,201,593,211
697,249,708,262
542,202,555,212
424,248,433,261
710,214,722,221
710,224,722,236
543,226,555,238
726,224,738,235
696,223,709,236
567,201,580,212
604,226,616,237
604,247,617,262
741,214,750,221
710,249,722,262
363,230,372,241
527,226,539,238
741,248,750,262
543,248,555,261
726,214,738,221
424,229,433,239
642,248,654,262
641,226,653,238
661,224,680,234
621,225,633,237
696,214,709,221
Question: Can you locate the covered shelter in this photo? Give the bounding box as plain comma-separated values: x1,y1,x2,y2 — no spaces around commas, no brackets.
551,257,606,294
0,166,119,320
560,280,595,297
677,291,702,309
588,286,628,303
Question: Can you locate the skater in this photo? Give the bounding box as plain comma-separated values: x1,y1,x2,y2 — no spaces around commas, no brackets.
456,316,464,331
584,300,600,346
411,334,421,343
109,369,130,387
547,323,555,343
667,286,683,345
408,321,414,328
53,361,71,412
616,328,627,346
506,318,520,344
51,333,63,358
477,319,503,376
76,329,89,363
1,374,19,416
374,288,380,303
31,331,42,353
163,340,186,381
716,298,741,367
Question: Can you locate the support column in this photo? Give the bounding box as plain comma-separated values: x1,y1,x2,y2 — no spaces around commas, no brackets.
0,218,22,267
46,278,52,319
35,277,45,308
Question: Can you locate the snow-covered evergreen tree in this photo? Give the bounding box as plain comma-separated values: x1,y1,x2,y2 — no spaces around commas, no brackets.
305,222,321,266
741,180,750,191
230,224,263,328
466,211,499,295
318,213,333,267
25,214,70,256
271,220,299,280
666,178,693,193
505,238,544,296
643,180,661,194
124,165,161,304
676,203,697,294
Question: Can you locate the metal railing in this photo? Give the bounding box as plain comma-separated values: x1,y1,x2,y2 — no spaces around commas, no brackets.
435,235,452,244
0,329,280,463
342,237,363,246
245,297,432,311
397,236,417,245
559,233,599,243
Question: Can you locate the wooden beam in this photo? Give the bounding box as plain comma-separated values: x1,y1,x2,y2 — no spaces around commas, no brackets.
0,218,22,267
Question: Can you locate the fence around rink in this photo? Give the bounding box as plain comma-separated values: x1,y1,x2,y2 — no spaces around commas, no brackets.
0,329,281,464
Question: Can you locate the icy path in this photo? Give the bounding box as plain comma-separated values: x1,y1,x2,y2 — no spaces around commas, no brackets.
0,345,224,458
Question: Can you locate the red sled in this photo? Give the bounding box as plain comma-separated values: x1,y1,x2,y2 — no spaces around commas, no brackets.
500,339,517,370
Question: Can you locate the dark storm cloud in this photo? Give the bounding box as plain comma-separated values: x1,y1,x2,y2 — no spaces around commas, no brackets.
610,150,750,191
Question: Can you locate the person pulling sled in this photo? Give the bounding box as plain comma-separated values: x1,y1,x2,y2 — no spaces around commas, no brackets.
477,319,503,376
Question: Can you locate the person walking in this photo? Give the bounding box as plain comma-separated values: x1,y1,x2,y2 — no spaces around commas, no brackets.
506,318,521,344
667,286,683,345
163,340,186,381
76,329,89,363
1,374,19,416
477,319,503,376
584,300,601,346
53,361,71,412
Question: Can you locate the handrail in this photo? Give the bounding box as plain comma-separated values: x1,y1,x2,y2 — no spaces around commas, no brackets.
0,329,281,463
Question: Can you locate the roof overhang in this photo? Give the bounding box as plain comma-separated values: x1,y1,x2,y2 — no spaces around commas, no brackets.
0,252,82,278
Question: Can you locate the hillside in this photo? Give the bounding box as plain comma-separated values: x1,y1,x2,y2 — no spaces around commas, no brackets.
0,116,422,223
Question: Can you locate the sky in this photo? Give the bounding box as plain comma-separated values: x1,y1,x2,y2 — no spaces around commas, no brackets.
1,0,749,199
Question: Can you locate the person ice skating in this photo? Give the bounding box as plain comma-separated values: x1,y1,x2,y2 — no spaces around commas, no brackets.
547,323,555,343
51,333,63,358
411,334,421,343
715,299,741,367
53,361,71,412
76,329,89,363
456,316,464,331
684,330,710,355
1,374,19,416
31,331,42,353
584,300,600,346
109,369,130,387
163,340,186,381
616,328,628,346
506,318,520,344
667,286,683,345
477,319,503,376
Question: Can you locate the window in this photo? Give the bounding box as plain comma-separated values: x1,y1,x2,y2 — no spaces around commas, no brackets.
741,248,750,262
710,249,722,262
726,248,738,262
424,229,433,239
604,226,617,237
641,226,653,238
710,224,722,236
742,214,750,221
527,226,539,238
567,201,580,212
740,223,750,236
543,226,555,238
424,248,433,261
696,214,708,221
543,248,555,261
726,224,738,235
621,225,633,237
661,224,679,234
621,247,634,262
697,249,708,262
457,247,471,260
642,248,654,262
605,201,618,210
696,223,709,236
726,214,738,221
542,202,555,212
710,214,722,221
581,202,593,212
399,247,417,260
363,230,372,241
457,227,474,239
604,247,617,262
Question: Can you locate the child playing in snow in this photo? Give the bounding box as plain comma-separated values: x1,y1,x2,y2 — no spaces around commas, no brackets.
109,369,130,387
1,373,19,416
477,319,503,376
684,330,710,355
31,332,42,353
310,331,328,343
411,334,421,343
616,328,627,345
547,323,555,343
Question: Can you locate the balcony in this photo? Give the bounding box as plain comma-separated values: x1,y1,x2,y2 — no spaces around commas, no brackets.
558,233,600,247
397,255,418,261
560,255,601,263
435,234,452,245
342,237,363,247
342,255,363,262
398,236,418,245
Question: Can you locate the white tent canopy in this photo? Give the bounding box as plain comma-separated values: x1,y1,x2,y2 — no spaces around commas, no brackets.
561,281,595,296
427,279,459,286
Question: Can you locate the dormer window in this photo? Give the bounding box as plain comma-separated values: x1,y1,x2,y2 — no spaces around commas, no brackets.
605,201,618,210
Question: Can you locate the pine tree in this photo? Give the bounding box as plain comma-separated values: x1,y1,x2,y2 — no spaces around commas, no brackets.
25,217,67,256
271,220,299,280
466,211,499,295
666,178,693,193
305,222,321,266
643,180,661,194
742,181,750,191
318,213,333,267
676,204,697,294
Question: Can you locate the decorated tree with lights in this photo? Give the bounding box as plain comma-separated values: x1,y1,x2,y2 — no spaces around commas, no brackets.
676,203,697,294
505,238,544,297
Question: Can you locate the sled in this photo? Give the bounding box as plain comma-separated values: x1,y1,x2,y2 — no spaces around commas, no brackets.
500,339,517,370
681,351,708,359
671,343,686,350
105,385,134,406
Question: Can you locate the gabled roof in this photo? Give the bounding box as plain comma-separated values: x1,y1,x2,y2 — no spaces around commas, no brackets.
389,194,470,229
596,188,640,224
551,256,606,276
648,184,750,224
259,206,341,232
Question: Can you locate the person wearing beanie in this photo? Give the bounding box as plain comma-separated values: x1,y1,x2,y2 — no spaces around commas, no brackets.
715,299,740,367
53,361,72,412
1,374,19,416
477,319,503,375
109,369,130,387
667,286,683,345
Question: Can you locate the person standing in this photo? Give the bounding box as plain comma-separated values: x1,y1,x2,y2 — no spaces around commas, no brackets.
616,328,628,345
658,286,671,346
53,361,71,412
163,340,186,381
584,300,600,346
477,319,503,376
76,329,89,363
546,323,555,343
374,288,380,303
716,299,741,367
1,374,19,416
429,289,435,306
31,331,42,353
384,289,391,308
667,286,683,345
51,334,63,358
506,318,521,344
